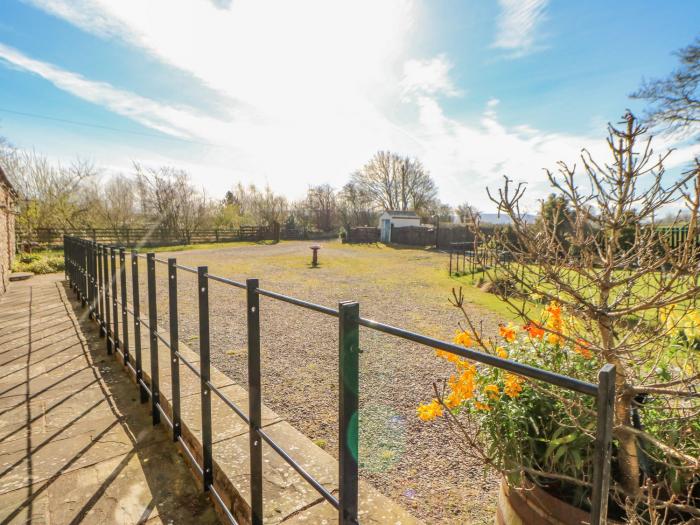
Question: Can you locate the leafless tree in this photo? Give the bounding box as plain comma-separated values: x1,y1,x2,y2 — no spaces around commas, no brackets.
337,181,377,227
351,151,438,212
460,113,699,520
632,37,700,140
134,163,209,243
305,184,337,231
2,147,98,233
230,183,288,226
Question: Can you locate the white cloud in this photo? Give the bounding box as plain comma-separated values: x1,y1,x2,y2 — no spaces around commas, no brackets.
492,0,548,56
401,55,460,100
12,0,690,212
0,43,232,140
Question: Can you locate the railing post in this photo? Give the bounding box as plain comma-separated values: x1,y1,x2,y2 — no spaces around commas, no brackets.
132,251,147,403
110,247,119,354
103,245,112,353
338,301,360,525
590,364,615,525
92,241,99,319
63,235,69,283
246,278,263,525
168,258,181,440
199,266,213,490
97,244,105,337
87,241,94,316
147,253,160,425
120,248,130,366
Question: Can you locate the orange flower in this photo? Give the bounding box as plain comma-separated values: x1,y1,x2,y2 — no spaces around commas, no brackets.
417,399,443,421
474,401,492,411
449,366,476,401
499,323,518,343
453,330,472,347
547,333,562,346
504,373,524,398
574,338,593,359
496,346,508,359
444,390,462,409
435,349,460,363
523,322,545,339
545,301,562,319
484,384,500,400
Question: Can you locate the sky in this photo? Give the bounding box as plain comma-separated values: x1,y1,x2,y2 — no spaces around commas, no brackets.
1,0,699,212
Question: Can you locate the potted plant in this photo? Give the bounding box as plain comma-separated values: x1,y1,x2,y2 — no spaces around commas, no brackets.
419,114,699,523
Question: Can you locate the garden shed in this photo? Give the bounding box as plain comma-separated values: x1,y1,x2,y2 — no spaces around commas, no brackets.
378,210,421,243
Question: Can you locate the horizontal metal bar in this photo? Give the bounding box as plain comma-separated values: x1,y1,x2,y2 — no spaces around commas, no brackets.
257,427,339,509
174,263,198,274
154,257,168,265
156,331,172,349
126,360,137,376
175,351,201,378
138,378,152,397
209,484,240,525
256,288,338,317
207,381,250,425
156,403,174,429
177,435,204,477
204,273,246,289
358,317,598,396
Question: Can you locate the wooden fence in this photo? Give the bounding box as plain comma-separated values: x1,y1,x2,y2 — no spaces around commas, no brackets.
18,225,281,249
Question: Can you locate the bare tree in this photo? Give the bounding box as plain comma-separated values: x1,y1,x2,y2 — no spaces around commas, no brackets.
351,151,438,212
3,148,97,233
632,37,700,140
135,163,209,243
337,181,376,227
457,113,699,519
456,202,480,223
230,183,288,226
305,184,337,231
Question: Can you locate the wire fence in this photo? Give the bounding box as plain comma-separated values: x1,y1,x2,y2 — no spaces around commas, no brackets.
64,235,616,525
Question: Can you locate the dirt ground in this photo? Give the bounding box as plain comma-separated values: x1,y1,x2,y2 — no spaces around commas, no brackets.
128,240,503,524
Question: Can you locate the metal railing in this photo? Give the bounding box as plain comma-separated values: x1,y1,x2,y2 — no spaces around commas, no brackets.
63,235,616,525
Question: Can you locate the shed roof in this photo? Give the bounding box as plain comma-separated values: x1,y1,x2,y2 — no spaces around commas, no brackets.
383,210,419,218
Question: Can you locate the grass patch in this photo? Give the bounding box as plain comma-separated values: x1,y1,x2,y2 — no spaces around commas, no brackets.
147,239,281,253
12,251,65,274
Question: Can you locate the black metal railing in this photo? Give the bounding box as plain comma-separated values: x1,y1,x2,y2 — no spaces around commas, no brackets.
63,235,616,525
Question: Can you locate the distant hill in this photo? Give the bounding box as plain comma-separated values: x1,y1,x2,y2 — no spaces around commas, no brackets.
479,213,536,225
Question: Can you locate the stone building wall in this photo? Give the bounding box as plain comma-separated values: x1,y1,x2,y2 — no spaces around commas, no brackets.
0,167,17,295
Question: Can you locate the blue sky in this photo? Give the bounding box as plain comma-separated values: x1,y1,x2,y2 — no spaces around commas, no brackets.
1,0,699,211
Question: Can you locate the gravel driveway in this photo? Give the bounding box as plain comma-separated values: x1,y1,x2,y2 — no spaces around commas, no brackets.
133,241,502,524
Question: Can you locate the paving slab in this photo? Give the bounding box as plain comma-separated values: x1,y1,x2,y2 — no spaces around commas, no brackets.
0,274,218,524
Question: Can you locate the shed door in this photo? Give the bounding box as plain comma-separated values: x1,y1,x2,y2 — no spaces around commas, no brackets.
380,219,391,243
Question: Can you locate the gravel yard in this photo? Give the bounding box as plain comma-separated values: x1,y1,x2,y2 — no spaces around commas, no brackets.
134,241,503,524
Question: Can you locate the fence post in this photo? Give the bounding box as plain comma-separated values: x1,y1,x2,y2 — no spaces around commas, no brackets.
103,246,112,353
338,301,360,525
199,266,213,491
168,258,181,440
147,253,160,425
246,278,263,525
120,248,130,366
92,242,99,319
590,364,615,525
132,251,147,403
110,247,119,354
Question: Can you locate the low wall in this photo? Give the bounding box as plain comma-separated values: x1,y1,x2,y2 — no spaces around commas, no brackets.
89,294,422,525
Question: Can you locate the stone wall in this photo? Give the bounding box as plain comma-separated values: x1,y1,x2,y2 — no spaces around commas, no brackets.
0,167,17,295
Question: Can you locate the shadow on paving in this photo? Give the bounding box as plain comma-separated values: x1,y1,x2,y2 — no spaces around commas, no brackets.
0,275,218,524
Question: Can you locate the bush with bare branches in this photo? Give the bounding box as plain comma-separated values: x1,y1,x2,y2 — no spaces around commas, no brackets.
420,113,699,523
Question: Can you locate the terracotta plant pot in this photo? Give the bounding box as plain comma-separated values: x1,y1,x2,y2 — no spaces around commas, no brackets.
495,478,620,525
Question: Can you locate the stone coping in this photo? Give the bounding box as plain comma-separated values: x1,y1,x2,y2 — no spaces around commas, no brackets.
105,295,422,525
